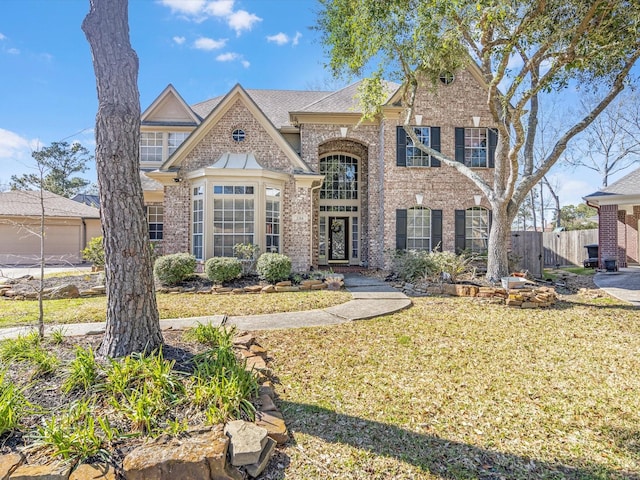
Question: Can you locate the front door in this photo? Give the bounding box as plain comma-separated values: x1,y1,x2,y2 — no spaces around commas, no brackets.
328,216,349,262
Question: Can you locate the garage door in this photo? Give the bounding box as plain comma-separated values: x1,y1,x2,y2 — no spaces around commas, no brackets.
0,222,83,265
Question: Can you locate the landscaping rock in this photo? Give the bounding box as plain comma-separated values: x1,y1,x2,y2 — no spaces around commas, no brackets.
46,284,80,299
258,393,278,412
311,283,328,290
243,285,263,293
233,334,255,347
224,420,269,467
301,279,323,286
9,462,71,480
254,410,290,445
275,281,291,287
69,463,115,480
245,356,267,371
244,437,277,478
261,285,275,293
0,453,23,480
275,286,299,292
123,426,241,480
249,344,267,357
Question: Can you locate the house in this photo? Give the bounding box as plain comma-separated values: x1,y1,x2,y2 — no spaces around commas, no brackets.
584,167,640,269
141,66,496,271
0,190,101,265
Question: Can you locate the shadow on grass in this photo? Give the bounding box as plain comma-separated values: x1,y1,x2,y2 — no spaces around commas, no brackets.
554,297,639,312
279,401,639,479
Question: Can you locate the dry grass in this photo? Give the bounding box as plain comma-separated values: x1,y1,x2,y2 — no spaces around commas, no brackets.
0,291,351,328
259,295,640,479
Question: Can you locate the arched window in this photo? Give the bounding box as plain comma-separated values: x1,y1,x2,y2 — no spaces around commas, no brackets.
407,207,431,250
320,154,358,200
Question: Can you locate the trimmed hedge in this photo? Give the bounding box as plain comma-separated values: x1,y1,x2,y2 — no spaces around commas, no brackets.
256,253,291,283
205,257,243,284
154,253,196,286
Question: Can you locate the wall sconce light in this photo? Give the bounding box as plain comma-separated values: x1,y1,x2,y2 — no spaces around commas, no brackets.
472,116,481,127
415,193,424,205
474,194,482,206
415,114,423,126
340,127,348,138
173,177,183,183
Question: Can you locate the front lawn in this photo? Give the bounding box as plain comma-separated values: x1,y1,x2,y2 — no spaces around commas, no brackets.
0,290,351,328
259,295,640,479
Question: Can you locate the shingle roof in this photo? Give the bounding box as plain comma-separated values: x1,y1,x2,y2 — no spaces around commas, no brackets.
0,190,100,218
191,90,331,128
584,167,640,198
189,81,401,128
72,193,100,208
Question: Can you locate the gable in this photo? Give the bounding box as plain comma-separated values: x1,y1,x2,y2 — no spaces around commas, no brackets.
141,85,200,125
159,84,311,173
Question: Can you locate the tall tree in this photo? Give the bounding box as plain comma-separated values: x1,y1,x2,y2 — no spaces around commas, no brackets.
82,0,162,357
10,141,91,198
565,91,640,187
317,0,640,281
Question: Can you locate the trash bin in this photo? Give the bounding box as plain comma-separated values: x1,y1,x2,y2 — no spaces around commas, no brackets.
603,258,618,272
583,244,598,268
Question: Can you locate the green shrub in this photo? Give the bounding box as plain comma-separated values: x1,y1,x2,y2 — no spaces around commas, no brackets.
0,332,60,377
233,243,260,275
204,257,242,284
428,250,476,283
392,250,435,282
183,323,236,349
82,236,105,267
256,253,292,283
154,253,196,286
62,346,99,394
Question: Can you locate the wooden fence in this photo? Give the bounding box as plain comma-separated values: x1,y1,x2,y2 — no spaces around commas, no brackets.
510,231,544,277
543,229,598,267
508,228,598,275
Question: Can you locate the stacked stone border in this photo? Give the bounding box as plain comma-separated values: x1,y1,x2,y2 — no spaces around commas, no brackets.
0,334,289,480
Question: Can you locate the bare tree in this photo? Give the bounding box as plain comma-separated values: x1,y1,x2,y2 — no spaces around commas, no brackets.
565,91,640,187
83,0,162,357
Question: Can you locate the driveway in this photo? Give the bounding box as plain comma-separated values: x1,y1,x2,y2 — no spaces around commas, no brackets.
594,266,640,307
0,264,92,280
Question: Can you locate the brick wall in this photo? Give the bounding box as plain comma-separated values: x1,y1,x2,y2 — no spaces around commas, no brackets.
162,184,190,254
380,69,496,268
598,204,618,267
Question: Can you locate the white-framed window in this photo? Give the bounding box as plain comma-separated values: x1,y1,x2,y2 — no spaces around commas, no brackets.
407,207,431,250
192,186,204,261
320,154,358,200
168,132,189,156
265,187,280,253
465,207,489,253
465,128,488,168
146,205,163,241
212,185,255,257
140,132,163,162
406,127,431,167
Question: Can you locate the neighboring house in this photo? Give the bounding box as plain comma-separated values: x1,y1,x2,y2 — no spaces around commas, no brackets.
142,66,496,271
72,193,100,209
584,167,640,269
0,190,101,265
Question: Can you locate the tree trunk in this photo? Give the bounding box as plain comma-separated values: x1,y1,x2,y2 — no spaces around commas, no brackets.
82,0,162,357
485,202,514,283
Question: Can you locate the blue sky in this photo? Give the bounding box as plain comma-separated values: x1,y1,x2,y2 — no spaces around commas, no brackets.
0,0,635,210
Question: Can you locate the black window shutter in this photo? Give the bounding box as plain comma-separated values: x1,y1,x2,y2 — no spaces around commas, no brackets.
431,209,442,251
396,126,407,167
430,127,441,167
488,128,498,168
455,209,466,254
396,209,407,250
455,128,465,164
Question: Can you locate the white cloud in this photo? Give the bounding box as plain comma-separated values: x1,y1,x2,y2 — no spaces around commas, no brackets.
194,37,226,51
547,171,597,207
7,48,20,55
159,0,206,15
292,32,302,46
0,33,6,41
267,33,289,45
0,128,32,159
227,10,261,35
204,0,234,17
173,36,186,45
216,52,238,62
241,60,250,68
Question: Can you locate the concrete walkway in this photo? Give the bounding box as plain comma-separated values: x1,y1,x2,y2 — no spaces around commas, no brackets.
594,266,640,307
0,274,412,341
